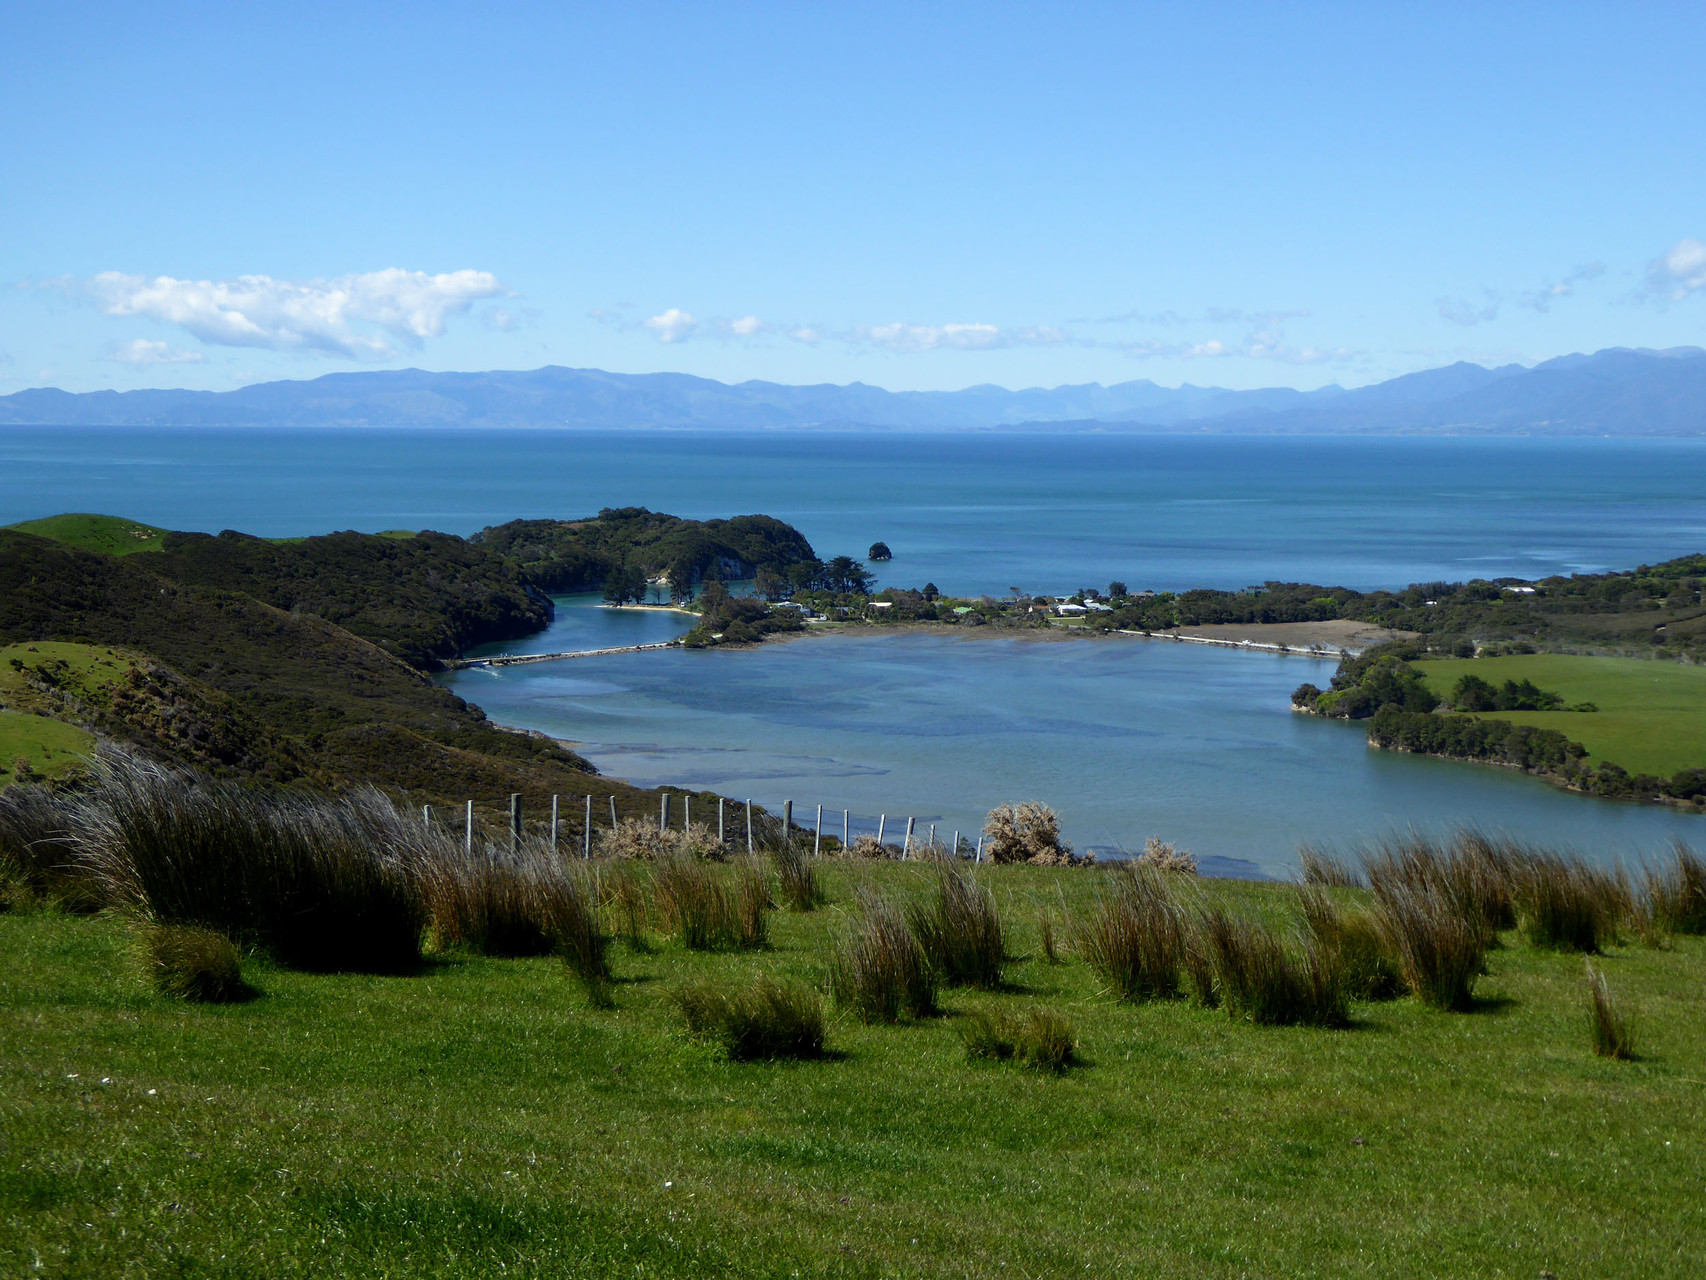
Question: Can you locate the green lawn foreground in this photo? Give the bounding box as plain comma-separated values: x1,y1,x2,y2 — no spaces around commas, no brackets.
2,863,1702,1279
1415,653,1706,779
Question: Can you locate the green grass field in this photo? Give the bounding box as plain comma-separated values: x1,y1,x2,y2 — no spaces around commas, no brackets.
0,712,91,785
3,863,1702,1278
1415,654,1706,778
2,513,168,556
0,642,129,783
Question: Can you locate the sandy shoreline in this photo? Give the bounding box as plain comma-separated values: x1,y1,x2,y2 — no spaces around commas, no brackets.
763,616,1414,655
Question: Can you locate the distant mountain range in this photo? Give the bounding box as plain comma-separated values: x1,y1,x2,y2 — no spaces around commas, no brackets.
4,345,1705,435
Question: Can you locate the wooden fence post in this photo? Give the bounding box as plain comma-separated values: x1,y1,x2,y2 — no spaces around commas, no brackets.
904,816,915,859
465,799,474,854
746,799,754,855
550,794,559,853
584,795,592,859
422,804,431,830
609,796,618,830
814,804,823,857
877,814,886,849
719,796,726,846
976,834,984,863
843,809,849,848
509,794,522,852
683,795,690,831
660,793,670,834
782,800,793,854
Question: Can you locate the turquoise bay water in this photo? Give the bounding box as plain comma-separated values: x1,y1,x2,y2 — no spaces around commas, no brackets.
8,426,1706,872
445,596,1706,877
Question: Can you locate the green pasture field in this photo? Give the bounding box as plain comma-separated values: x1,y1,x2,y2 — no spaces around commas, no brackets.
0,712,90,785
1415,654,1706,778
3,862,1701,1278
2,513,168,556
0,642,135,783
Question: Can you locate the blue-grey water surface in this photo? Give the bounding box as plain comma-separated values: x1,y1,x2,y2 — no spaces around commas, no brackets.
7,426,1704,872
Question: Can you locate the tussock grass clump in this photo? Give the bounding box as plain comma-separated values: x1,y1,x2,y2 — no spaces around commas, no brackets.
771,838,824,911
1372,887,1484,1011
907,863,1005,988
139,922,255,1003
427,838,600,958
1037,911,1062,964
1297,884,1404,1000
829,897,938,1022
1512,855,1621,953
1136,836,1197,874
1363,832,1515,946
981,802,1087,866
1298,843,1363,889
960,1007,1080,1071
674,976,825,1061
1585,962,1636,1060
1643,843,1706,936
653,854,768,950
1199,907,1348,1027
556,889,614,1009
0,784,102,912
599,862,651,950
77,753,427,973
1074,866,1186,1002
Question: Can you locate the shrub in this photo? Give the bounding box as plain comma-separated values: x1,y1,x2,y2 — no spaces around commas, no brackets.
598,817,725,861
1073,867,1185,1002
835,834,897,859
77,752,427,973
1135,836,1197,874
1296,885,1404,999
981,802,1086,866
1198,907,1348,1027
1512,855,1621,953
1585,962,1636,1060
829,897,938,1022
1298,844,1362,889
675,976,825,1061
908,864,1006,988
960,1007,1079,1071
0,784,102,911
771,838,824,911
139,922,254,1003
1372,887,1484,1011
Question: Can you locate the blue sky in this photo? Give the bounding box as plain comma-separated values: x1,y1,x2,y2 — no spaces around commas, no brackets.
3,1,1703,396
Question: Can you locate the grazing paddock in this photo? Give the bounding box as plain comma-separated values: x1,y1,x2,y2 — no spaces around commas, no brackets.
3,842,1705,1277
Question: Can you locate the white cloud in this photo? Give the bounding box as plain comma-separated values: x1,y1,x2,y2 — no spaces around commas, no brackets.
643,308,699,342
85,268,502,359
107,338,204,365
728,314,763,336
851,322,1067,352
1441,264,1605,325
1647,238,1706,302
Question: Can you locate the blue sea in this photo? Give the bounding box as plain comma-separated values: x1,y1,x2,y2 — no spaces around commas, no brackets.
6,426,1706,873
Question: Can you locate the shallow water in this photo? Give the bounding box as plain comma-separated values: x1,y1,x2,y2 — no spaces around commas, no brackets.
444,597,1705,877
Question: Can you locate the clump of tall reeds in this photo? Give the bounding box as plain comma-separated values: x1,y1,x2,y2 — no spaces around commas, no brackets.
1298,843,1363,889
1363,832,1515,946
1037,911,1062,964
771,837,824,911
1135,836,1197,874
674,976,825,1061
426,836,599,958
76,752,428,972
1585,962,1636,1060
1511,854,1622,953
1642,843,1706,937
907,863,1006,988
1371,886,1484,1011
1198,906,1348,1027
652,854,768,950
960,1007,1079,1071
1296,884,1404,1000
981,802,1088,866
0,783,102,912
1073,866,1187,1002
599,861,651,950
138,922,255,1003
828,896,938,1022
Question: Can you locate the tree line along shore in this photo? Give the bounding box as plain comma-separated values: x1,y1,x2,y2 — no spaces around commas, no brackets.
1,508,1703,818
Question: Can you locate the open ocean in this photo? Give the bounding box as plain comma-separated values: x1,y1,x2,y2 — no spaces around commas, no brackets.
7,426,1706,873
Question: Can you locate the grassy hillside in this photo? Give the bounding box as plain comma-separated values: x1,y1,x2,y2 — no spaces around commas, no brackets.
3,863,1702,1278
1416,654,1706,778
2,513,167,556
0,712,91,785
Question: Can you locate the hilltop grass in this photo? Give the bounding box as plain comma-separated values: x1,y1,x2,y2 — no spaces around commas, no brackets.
0,712,91,785
1,513,167,556
3,860,1703,1278
1415,653,1706,778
